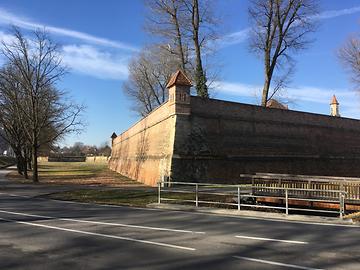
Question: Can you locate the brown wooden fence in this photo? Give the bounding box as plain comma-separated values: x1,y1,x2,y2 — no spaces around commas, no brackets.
240,173,360,203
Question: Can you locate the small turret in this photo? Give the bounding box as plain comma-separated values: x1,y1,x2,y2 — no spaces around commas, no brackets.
111,132,117,140
110,132,117,146
330,95,340,117
166,70,192,115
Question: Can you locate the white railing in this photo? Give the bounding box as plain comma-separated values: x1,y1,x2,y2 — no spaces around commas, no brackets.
157,181,347,218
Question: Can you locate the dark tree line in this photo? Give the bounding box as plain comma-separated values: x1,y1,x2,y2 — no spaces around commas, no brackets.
52,142,111,157
0,28,84,182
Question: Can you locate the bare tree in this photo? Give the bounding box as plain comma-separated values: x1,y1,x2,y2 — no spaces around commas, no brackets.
123,45,179,116
146,0,190,72
248,0,318,106
339,36,360,89
0,28,84,182
182,0,218,98
145,0,219,98
0,65,30,178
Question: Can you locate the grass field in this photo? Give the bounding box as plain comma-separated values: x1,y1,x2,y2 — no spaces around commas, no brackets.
6,161,199,207
49,189,158,207
7,161,143,187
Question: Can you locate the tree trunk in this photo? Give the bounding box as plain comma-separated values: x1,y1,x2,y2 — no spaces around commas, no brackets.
15,152,24,175
261,73,271,106
173,16,186,72
27,147,32,170
23,157,28,179
32,145,39,183
28,159,32,170
23,148,28,179
192,0,208,98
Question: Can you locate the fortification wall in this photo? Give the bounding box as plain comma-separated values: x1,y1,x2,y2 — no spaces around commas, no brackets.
86,156,110,163
171,97,360,183
109,102,176,186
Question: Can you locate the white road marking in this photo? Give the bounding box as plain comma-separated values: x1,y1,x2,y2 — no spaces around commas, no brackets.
0,209,205,234
0,217,196,251
0,192,29,198
235,235,308,244
233,256,324,270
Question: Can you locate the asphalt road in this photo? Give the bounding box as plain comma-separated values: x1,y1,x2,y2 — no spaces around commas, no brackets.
1,171,360,269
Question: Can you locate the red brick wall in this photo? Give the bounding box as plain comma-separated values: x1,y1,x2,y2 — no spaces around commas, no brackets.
109,102,176,186
170,97,360,182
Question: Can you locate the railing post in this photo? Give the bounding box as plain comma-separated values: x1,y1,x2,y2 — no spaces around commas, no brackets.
339,192,345,219
237,186,241,211
195,184,199,207
158,181,161,204
285,189,289,215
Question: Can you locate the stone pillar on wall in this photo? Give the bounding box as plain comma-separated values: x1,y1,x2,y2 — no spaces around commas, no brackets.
166,70,192,116
110,132,117,147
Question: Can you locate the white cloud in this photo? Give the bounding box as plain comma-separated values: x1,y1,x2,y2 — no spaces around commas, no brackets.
0,29,130,81
0,29,15,44
0,7,138,51
213,80,260,96
61,45,129,80
214,80,360,118
287,86,357,107
221,5,360,48
314,6,360,20
0,8,134,81
220,28,250,47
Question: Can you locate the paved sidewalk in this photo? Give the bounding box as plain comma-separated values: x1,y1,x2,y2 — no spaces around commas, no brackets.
149,203,359,226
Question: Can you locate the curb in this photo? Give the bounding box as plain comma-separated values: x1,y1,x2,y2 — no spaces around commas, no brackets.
148,203,359,226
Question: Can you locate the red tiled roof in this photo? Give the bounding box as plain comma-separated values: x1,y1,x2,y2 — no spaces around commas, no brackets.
166,70,192,88
331,95,339,105
266,99,288,110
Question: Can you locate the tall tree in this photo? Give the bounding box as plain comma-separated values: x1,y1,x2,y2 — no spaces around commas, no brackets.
145,0,219,98
182,0,218,98
0,28,84,182
146,0,189,72
248,0,318,106
0,65,30,178
338,36,360,89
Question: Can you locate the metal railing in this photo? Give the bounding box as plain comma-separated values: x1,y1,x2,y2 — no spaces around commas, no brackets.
157,181,347,218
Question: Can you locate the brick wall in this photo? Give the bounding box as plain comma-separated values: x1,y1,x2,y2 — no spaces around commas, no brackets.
110,70,360,186
109,101,176,186
170,97,360,183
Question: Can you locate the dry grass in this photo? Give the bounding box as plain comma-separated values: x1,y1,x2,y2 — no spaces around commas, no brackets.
7,161,144,187
343,211,360,222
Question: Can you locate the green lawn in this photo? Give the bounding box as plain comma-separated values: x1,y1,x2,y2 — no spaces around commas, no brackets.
48,189,158,207
47,188,201,207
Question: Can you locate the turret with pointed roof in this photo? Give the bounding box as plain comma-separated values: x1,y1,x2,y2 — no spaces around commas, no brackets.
111,132,117,139
166,70,192,88
167,70,192,115
330,95,340,117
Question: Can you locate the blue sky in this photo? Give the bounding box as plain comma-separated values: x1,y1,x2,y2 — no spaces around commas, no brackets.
0,0,359,146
